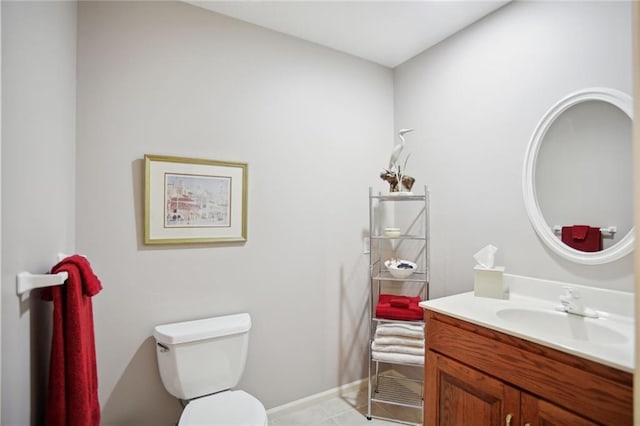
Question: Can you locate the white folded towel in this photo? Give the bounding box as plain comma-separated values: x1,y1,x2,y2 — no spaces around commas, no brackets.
377,322,424,332
371,342,424,356
373,336,424,347
375,323,424,339
372,351,424,365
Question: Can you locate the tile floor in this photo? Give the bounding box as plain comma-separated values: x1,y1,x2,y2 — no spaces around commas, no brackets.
267,379,422,426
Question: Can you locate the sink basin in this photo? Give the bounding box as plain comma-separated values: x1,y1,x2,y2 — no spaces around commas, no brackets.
496,308,628,345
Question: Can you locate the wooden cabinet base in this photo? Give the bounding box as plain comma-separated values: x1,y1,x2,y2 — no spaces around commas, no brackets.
424,310,632,426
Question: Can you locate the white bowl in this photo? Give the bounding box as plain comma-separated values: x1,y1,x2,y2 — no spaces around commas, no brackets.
384,259,417,279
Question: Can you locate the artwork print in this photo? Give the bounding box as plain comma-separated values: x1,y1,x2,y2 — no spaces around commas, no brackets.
144,154,248,244
165,174,231,228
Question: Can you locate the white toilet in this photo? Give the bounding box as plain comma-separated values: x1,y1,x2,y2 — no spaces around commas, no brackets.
153,313,268,425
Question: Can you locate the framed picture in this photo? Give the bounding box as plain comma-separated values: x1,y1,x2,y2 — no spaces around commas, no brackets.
144,154,248,244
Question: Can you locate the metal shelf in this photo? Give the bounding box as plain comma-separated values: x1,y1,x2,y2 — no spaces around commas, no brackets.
366,370,424,425
371,193,425,202
371,374,423,408
367,185,429,425
372,271,428,283
370,235,426,240
372,317,424,326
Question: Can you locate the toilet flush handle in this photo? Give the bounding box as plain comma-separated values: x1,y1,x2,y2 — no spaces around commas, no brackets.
157,342,170,352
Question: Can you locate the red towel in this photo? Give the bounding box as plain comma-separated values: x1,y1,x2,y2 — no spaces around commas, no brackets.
572,225,589,240
376,294,423,321
41,255,102,426
390,299,410,309
561,225,602,252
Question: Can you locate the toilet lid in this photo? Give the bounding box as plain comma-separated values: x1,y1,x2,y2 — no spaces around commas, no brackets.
179,390,267,426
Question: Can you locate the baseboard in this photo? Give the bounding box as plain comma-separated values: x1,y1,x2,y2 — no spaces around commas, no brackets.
266,378,367,417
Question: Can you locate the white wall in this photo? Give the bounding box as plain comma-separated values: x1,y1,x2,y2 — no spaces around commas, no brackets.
75,2,393,423
0,2,4,421
393,1,633,298
1,1,77,425
633,1,640,419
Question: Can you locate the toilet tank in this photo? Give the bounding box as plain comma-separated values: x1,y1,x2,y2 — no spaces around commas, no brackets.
153,313,251,400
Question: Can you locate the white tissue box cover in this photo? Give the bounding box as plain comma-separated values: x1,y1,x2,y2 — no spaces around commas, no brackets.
474,266,505,299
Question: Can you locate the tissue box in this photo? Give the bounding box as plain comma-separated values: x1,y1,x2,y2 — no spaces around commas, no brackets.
474,266,505,299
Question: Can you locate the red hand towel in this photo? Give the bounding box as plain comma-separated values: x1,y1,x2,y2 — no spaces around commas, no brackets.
378,294,421,305
561,226,602,252
376,304,423,321
41,255,102,426
572,225,589,240
390,298,410,309
376,294,423,321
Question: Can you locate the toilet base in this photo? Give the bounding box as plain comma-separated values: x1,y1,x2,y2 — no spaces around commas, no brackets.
179,390,267,426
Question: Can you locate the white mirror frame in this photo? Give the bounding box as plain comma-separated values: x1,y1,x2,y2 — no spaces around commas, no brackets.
523,87,634,265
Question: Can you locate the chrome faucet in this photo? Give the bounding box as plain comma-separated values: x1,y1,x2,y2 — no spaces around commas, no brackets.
558,286,598,318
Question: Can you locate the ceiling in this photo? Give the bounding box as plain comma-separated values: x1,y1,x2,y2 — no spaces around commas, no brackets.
185,1,511,68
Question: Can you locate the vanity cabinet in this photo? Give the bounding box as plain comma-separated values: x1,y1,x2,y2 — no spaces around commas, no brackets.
520,392,598,425
424,310,632,426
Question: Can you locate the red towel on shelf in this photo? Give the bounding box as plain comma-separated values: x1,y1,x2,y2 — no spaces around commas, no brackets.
41,255,103,426
390,298,410,309
561,225,603,252
376,294,423,321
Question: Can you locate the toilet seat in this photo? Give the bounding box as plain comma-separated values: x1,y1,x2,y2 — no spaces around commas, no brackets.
179,390,268,426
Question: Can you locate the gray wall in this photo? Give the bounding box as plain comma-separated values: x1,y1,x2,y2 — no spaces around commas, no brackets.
393,1,633,298
75,2,392,424
1,1,77,425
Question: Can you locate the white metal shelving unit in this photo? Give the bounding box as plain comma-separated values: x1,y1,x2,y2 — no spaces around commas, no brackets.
367,186,429,425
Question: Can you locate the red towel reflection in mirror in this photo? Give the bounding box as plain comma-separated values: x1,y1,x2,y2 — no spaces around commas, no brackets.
561,225,603,252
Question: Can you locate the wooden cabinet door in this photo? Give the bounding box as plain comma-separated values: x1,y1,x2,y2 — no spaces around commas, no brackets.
425,351,520,426
521,392,598,426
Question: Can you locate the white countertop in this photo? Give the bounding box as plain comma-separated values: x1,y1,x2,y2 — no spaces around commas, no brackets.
419,275,634,372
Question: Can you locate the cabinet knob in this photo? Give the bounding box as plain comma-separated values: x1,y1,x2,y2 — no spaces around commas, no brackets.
505,414,512,426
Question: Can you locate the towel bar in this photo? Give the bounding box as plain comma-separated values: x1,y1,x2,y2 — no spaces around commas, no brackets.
16,253,76,296
552,226,616,239
16,271,68,295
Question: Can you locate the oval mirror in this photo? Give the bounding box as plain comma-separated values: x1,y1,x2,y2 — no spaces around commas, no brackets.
523,87,633,265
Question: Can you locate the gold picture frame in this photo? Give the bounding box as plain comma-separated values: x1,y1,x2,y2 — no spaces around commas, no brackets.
144,154,248,244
